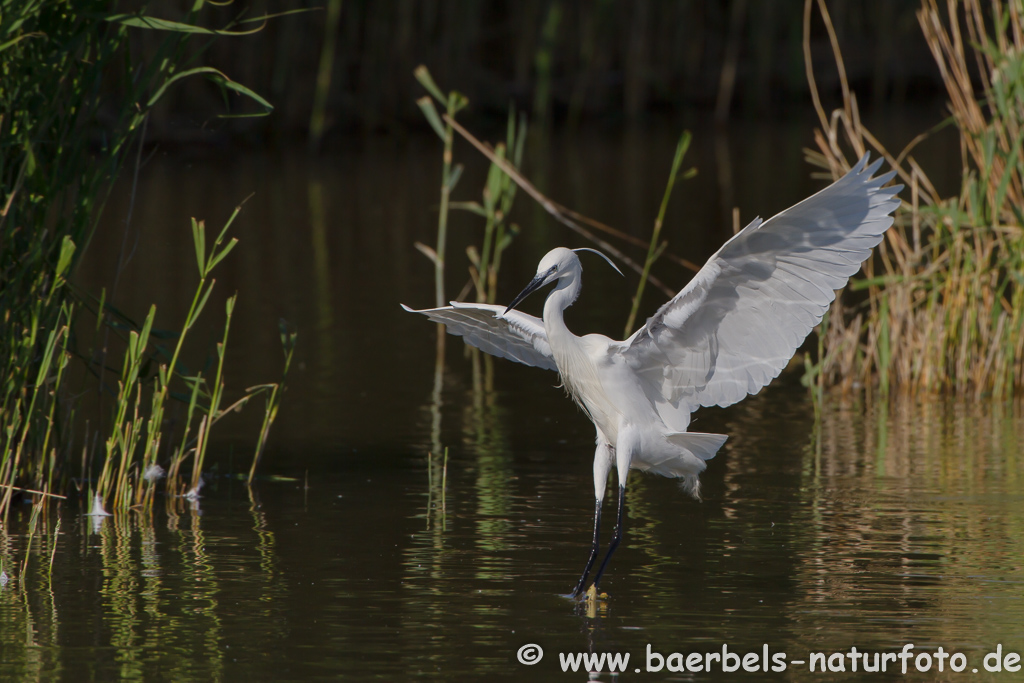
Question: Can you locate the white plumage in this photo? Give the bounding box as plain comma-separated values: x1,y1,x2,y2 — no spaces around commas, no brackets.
403,154,901,597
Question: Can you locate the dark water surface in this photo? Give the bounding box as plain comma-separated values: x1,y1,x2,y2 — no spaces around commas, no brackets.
4,117,1022,681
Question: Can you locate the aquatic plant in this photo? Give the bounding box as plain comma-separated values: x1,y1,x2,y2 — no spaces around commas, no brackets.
802,0,1024,398
450,108,528,305
623,131,696,337
414,66,468,310
0,1,287,518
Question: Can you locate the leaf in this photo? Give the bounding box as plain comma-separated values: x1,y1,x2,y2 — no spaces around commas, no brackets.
485,144,506,212
24,140,36,176
216,203,245,244
416,96,446,141
413,65,446,103
191,218,206,275
147,67,272,114
446,163,464,192
106,13,264,36
190,279,216,329
450,201,487,217
278,319,298,353
95,287,107,332
139,305,156,351
414,242,438,264
33,328,60,386
0,31,44,54
992,128,1024,219
237,8,317,24
128,330,141,363
206,237,238,272
245,383,279,394
497,224,520,250
55,236,76,278
448,91,469,115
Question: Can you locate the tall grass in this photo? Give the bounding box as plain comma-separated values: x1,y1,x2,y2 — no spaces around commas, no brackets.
802,0,1024,398
90,209,294,513
413,67,529,460
1,2,287,518
623,131,695,337
452,109,528,305
414,66,469,310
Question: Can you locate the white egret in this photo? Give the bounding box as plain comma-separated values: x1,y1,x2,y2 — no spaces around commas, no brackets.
403,154,901,598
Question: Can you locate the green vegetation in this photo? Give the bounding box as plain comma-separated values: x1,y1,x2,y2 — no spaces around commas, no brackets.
1,2,289,519
623,131,695,338
451,110,527,306
413,66,469,309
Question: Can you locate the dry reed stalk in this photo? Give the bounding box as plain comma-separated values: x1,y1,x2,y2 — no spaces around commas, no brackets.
802,0,1024,397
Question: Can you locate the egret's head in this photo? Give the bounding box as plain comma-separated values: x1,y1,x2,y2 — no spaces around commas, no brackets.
505,247,621,314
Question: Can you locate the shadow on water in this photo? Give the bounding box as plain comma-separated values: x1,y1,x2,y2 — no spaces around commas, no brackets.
6,118,1020,680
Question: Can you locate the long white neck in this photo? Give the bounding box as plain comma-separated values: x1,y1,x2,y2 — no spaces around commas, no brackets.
542,273,581,352
542,269,607,425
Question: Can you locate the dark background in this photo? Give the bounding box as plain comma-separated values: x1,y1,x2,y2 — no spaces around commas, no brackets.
138,0,944,143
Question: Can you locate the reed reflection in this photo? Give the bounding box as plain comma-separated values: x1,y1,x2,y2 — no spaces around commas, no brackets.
0,513,62,682
790,398,1024,651
467,351,514,583
0,494,289,681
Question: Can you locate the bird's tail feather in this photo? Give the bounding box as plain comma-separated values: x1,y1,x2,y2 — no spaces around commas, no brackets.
665,432,728,461
630,432,727,500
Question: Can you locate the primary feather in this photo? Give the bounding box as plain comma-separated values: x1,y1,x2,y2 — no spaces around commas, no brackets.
621,155,900,416
400,302,556,371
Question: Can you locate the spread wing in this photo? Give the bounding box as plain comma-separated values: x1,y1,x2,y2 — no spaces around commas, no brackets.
401,302,557,371
621,154,902,412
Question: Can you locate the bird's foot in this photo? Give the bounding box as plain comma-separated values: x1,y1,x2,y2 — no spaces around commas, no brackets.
577,584,609,617
564,583,606,601
563,585,587,600
566,575,592,600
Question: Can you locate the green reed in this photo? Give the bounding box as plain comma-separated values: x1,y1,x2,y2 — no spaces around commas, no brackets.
413,68,531,518
249,321,298,486
450,108,528,305
414,65,469,309
1,1,284,518
91,210,296,512
623,130,694,337
414,67,532,306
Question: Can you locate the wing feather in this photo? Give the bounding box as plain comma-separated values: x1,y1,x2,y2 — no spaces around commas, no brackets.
622,154,901,413
401,302,557,371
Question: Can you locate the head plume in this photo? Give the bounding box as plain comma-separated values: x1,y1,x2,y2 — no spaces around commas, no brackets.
572,247,624,276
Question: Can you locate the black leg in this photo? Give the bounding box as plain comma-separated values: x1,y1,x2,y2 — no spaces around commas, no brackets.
570,498,603,598
592,484,626,591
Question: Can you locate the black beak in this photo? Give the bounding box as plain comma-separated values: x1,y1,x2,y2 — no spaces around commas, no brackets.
505,274,548,314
